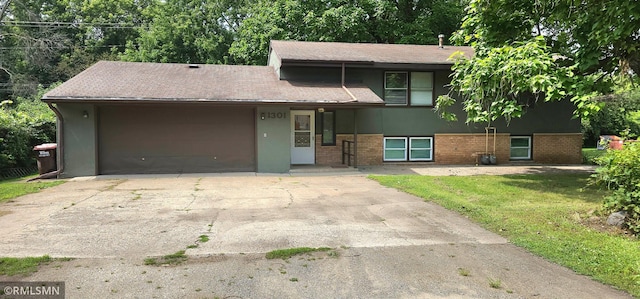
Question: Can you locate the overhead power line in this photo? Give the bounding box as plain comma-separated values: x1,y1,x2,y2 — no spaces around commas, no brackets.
0,20,147,29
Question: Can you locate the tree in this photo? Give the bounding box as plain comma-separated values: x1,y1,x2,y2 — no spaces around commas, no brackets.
122,0,243,64
435,37,570,125
0,0,70,98
438,0,640,125
230,0,465,65
454,0,640,88
582,90,640,146
0,0,148,100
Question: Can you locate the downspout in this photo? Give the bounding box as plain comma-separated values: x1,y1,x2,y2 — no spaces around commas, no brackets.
342,63,359,168
341,63,357,101
29,103,64,180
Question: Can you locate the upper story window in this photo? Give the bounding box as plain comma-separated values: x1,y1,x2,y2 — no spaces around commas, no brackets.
384,71,434,106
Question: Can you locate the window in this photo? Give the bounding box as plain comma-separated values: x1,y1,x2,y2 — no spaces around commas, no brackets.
510,136,532,160
384,137,407,161
410,72,434,106
384,137,434,161
321,111,335,146
409,137,433,161
384,72,408,105
384,72,434,106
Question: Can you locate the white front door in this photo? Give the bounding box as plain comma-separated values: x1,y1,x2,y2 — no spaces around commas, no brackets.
291,110,315,164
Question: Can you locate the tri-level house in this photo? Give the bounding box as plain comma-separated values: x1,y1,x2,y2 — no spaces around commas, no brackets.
42,40,582,177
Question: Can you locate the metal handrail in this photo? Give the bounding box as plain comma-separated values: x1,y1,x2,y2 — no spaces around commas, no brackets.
342,140,355,166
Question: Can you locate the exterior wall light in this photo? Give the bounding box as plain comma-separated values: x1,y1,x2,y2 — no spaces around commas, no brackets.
83,110,89,118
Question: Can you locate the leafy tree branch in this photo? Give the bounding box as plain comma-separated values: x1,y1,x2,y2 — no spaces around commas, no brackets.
435,37,571,126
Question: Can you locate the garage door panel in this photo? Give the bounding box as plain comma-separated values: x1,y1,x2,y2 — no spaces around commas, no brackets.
99,105,255,174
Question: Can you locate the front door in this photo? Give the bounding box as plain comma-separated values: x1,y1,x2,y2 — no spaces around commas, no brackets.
291,110,315,164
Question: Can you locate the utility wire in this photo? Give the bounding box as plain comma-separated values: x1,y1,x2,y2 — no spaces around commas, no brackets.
1,20,148,29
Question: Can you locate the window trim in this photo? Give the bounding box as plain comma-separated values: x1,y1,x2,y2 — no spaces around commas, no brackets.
384,136,434,162
510,136,532,160
383,71,435,107
320,110,336,146
383,71,409,106
409,137,433,161
383,137,408,161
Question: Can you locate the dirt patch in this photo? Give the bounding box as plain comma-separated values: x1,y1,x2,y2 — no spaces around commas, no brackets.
0,210,12,217
580,215,635,238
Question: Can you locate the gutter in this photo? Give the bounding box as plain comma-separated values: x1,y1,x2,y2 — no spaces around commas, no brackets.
29,103,64,180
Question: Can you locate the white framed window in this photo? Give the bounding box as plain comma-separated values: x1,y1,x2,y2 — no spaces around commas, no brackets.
384,137,408,161
410,72,434,106
384,71,434,106
409,137,433,161
384,137,434,161
510,136,532,160
384,72,408,105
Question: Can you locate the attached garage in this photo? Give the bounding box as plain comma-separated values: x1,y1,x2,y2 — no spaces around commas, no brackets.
98,105,255,174
42,60,384,177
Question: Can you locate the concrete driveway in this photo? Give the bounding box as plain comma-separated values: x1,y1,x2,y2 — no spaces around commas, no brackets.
0,172,631,298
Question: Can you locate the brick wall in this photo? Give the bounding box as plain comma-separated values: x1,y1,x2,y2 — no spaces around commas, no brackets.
434,133,511,164
532,133,583,164
316,133,583,166
315,134,383,166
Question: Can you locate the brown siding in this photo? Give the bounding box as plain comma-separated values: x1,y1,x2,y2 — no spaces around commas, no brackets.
533,133,583,164
434,133,511,165
315,134,383,166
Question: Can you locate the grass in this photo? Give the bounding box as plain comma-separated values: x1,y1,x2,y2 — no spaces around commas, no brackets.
265,247,331,260
583,147,606,164
457,268,470,277
144,250,188,266
488,278,502,289
0,255,53,276
371,174,640,297
198,235,209,243
0,176,64,203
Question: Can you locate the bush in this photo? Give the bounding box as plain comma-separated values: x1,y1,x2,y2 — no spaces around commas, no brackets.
592,141,640,234
582,90,640,147
0,86,56,169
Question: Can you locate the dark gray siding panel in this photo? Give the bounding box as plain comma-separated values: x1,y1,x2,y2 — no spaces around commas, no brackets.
281,65,580,136
98,105,255,174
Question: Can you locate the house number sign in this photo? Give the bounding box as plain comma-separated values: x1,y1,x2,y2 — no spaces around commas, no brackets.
263,112,287,119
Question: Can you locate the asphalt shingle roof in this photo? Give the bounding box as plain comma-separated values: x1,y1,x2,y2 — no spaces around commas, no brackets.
43,61,384,105
270,40,473,65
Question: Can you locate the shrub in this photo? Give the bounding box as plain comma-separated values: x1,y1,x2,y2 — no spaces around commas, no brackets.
592,140,640,234
582,90,640,147
0,86,56,169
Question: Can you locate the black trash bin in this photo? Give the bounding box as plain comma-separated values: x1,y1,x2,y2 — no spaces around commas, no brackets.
33,143,57,174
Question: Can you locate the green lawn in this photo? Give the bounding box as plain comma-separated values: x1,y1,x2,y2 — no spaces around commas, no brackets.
0,176,66,277
0,176,64,204
583,147,606,164
0,256,52,276
372,174,639,297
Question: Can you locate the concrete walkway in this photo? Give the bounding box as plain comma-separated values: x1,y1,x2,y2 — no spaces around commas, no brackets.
0,166,630,298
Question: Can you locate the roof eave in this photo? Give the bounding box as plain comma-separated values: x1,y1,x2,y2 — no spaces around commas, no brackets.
41,96,385,107
279,59,375,66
